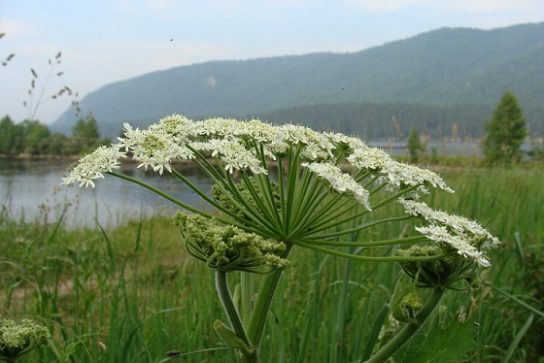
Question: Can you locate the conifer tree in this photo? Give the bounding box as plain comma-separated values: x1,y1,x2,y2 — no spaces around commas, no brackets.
483,92,527,165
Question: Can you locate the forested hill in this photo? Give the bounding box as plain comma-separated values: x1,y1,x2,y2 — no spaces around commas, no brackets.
52,22,544,138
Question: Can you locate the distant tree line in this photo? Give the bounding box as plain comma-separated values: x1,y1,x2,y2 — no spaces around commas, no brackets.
254,102,494,140
0,114,109,156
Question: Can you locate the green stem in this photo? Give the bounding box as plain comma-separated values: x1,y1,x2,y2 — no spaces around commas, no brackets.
277,156,286,225
306,184,421,235
108,171,267,236
225,172,281,237
255,144,283,227
240,172,281,232
305,215,413,240
286,187,330,239
170,169,243,221
284,145,302,233
289,173,322,229
300,235,428,247
364,288,445,363
240,272,252,325
108,171,212,217
248,245,292,350
304,201,367,235
294,240,445,262
215,271,251,348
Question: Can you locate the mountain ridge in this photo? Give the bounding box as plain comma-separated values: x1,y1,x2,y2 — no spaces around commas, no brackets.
52,22,544,138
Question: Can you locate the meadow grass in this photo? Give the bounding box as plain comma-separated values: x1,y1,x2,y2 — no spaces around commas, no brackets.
0,166,542,362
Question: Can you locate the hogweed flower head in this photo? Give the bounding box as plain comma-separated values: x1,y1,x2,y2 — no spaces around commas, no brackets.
0,318,49,360
174,213,287,272
64,114,497,271
399,199,499,267
62,145,125,188
395,245,478,288
63,114,500,362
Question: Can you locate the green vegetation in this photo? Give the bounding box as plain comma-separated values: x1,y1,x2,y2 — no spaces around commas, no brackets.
0,166,542,362
257,102,491,140
407,128,425,162
51,22,544,138
483,92,528,165
0,114,109,156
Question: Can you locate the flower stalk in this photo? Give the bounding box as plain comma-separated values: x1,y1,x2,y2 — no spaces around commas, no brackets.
364,287,445,363
214,271,252,349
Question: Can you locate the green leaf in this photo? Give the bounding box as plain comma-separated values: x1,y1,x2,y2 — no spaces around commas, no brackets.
213,319,252,354
501,314,534,363
396,317,477,363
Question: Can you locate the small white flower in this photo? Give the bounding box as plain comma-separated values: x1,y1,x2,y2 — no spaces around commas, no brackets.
383,161,454,193
274,124,334,160
347,146,394,171
119,124,193,174
399,199,500,249
62,145,125,188
415,225,491,267
326,132,368,151
347,146,453,194
192,139,267,175
302,162,371,210
149,114,192,136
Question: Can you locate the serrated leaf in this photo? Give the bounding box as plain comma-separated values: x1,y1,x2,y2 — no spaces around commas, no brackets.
396,317,477,363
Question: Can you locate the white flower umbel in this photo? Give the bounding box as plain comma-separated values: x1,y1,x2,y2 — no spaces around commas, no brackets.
63,145,126,188
415,225,491,267
383,162,454,193
399,199,500,249
302,162,371,210
347,146,453,194
149,114,192,137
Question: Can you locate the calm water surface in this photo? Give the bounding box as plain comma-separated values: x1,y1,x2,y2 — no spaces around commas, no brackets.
0,159,214,228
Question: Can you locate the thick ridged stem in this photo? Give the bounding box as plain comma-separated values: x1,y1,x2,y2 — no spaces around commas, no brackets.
364,288,445,363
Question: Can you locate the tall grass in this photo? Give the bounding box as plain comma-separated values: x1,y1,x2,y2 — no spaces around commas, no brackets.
0,167,542,362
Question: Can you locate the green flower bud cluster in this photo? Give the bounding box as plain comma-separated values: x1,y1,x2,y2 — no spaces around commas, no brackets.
174,213,287,272
212,184,256,222
212,178,281,223
0,318,49,361
396,245,477,288
390,275,423,323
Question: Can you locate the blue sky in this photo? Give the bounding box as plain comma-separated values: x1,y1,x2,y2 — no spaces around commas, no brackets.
1,0,543,124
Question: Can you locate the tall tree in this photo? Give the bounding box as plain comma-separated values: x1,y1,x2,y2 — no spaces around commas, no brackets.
0,115,16,154
72,113,100,139
71,113,104,153
18,120,51,155
483,92,527,165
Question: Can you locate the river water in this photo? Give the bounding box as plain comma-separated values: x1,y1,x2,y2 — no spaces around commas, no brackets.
0,159,214,228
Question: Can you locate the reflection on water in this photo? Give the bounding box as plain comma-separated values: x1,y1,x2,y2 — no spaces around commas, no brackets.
0,159,214,228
